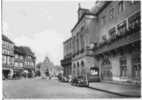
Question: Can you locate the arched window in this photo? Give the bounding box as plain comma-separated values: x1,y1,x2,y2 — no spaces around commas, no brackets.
77,62,79,67
81,61,84,67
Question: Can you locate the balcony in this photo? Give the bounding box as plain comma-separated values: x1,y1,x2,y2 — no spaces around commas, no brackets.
94,28,140,55
85,49,94,57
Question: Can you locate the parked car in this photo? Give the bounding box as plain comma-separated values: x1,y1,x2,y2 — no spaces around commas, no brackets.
57,74,68,82
77,76,89,87
71,77,78,86
62,77,68,82
71,76,89,87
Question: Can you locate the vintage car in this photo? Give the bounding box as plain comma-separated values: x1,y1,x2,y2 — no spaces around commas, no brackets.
71,76,89,87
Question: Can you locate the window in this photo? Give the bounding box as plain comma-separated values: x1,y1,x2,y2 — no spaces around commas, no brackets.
101,16,106,25
102,35,107,42
81,61,84,67
7,56,9,65
118,1,125,14
132,53,141,79
129,1,139,5
110,8,114,19
128,12,140,30
15,54,18,59
102,57,111,65
77,62,79,68
120,56,127,77
117,20,127,35
80,34,84,50
20,56,23,59
15,62,18,67
109,27,116,39
2,55,6,64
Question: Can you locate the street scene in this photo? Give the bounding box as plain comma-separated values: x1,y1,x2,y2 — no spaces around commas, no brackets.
3,79,126,98
2,0,141,99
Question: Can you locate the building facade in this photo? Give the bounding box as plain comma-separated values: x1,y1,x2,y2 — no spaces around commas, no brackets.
2,34,15,79
90,1,141,83
2,35,36,79
61,37,72,78
70,1,141,84
13,46,25,78
22,47,36,77
71,5,97,78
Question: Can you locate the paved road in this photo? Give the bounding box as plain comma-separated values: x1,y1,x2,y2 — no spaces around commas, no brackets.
3,79,124,98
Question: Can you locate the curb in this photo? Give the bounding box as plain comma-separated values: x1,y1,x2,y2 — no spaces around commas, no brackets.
101,81,141,87
88,86,141,98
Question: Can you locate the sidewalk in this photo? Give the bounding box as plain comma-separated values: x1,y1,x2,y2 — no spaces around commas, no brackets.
89,82,141,97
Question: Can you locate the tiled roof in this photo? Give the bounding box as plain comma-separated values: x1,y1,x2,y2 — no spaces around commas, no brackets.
2,34,14,44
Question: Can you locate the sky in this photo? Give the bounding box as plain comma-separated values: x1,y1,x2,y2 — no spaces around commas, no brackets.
2,0,95,65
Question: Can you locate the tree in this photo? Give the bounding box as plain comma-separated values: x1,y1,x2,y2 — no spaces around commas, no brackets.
36,62,42,70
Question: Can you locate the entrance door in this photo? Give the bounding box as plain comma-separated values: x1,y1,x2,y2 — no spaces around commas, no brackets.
101,57,112,81
132,53,141,81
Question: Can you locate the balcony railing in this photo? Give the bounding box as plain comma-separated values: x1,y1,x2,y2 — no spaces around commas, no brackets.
94,25,140,55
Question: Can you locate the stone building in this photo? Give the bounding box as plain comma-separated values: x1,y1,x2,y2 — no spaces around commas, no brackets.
90,1,141,83
61,37,72,78
70,1,141,84
2,34,15,79
71,5,96,78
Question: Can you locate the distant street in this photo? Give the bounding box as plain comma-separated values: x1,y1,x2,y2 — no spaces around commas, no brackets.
3,79,124,98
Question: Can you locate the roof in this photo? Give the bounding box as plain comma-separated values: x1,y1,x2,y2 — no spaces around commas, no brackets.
71,12,96,33
2,34,14,44
71,1,111,33
63,37,72,44
90,1,111,15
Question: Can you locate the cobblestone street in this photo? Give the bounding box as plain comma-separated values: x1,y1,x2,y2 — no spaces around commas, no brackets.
3,79,125,98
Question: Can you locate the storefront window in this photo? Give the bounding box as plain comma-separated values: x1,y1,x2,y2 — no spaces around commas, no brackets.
120,56,127,77
132,53,141,79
